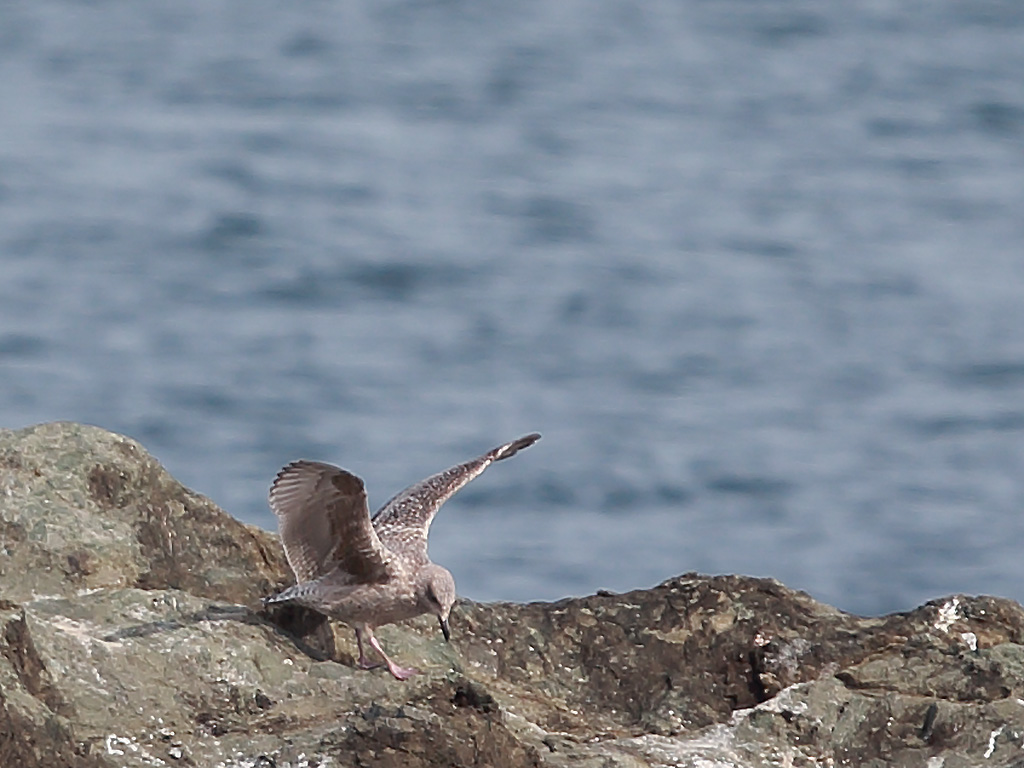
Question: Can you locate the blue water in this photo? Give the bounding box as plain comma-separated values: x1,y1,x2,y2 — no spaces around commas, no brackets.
2,1,1024,616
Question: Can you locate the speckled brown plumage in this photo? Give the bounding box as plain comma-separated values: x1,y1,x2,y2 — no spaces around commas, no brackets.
264,432,540,680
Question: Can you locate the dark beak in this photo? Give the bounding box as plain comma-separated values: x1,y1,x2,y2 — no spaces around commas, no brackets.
439,616,450,642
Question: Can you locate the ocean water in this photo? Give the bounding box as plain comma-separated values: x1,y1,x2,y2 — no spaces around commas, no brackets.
2,1,1024,616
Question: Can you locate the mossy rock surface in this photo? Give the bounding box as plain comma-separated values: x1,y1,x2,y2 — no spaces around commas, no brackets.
3,422,1024,767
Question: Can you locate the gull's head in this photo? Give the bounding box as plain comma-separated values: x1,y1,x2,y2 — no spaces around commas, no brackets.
420,564,457,642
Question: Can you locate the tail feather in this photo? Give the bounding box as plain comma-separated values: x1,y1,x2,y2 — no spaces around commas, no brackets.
263,583,308,607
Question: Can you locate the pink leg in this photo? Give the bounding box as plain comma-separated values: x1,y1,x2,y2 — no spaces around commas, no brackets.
367,631,420,681
355,627,382,670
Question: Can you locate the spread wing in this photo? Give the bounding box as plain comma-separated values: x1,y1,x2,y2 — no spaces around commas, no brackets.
372,433,540,564
269,460,392,584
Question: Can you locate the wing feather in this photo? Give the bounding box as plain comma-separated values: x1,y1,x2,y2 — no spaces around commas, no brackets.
269,460,392,584
373,433,540,563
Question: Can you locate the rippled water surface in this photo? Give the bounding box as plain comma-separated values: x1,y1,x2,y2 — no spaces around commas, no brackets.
2,1,1024,615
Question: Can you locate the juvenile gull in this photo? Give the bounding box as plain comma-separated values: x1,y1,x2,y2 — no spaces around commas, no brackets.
263,433,541,680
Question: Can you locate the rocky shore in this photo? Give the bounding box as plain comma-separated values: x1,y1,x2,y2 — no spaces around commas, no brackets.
2,422,1024,767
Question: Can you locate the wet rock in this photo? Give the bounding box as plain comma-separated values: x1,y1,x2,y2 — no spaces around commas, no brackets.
2,422,1024,767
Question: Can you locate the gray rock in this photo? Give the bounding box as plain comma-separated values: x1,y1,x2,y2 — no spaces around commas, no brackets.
2,422,1024,767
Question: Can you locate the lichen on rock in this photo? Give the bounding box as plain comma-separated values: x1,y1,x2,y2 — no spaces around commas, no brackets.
3,422,1024,767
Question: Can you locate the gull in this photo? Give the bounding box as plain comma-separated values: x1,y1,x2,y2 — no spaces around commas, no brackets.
263,433,540,680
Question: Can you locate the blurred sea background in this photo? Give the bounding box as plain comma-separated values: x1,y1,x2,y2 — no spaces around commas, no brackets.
2,1,1024,616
